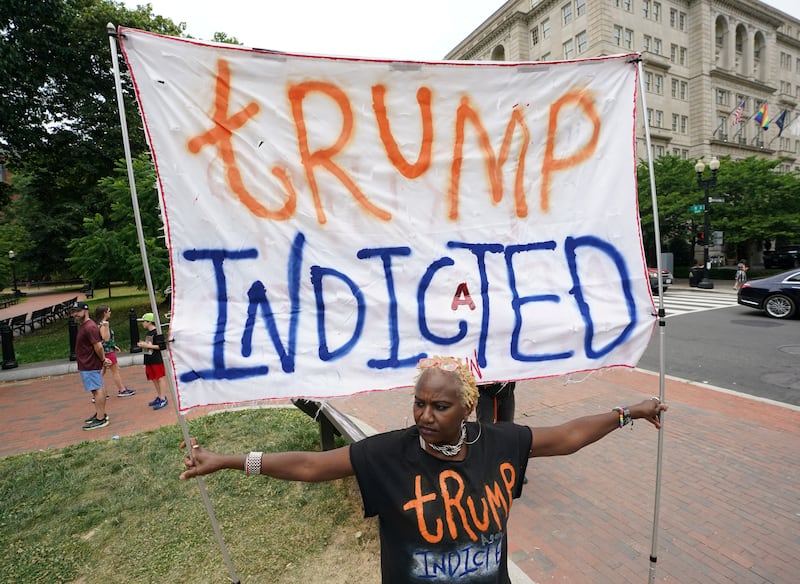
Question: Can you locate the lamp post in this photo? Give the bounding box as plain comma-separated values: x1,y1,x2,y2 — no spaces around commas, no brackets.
694,157,720,290
8,250,19,297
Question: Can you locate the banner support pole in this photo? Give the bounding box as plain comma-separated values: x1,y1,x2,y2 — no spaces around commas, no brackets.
632,56,667,584
107,23,241,584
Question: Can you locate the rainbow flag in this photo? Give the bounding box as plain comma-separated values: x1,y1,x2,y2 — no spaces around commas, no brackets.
754,102,770,130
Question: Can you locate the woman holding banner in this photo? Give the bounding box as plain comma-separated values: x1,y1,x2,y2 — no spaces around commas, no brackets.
181,357,666,583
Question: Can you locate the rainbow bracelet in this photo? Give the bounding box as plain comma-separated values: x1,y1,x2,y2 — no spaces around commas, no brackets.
612,406,631,428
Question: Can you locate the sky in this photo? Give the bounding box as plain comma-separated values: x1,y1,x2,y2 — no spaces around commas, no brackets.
122,0,800,61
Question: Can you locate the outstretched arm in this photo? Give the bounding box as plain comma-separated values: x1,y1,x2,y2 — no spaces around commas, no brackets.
529,398,667,458
180,440,355,482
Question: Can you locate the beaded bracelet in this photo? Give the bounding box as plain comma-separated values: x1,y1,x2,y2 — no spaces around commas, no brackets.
612,406,632,428
245,451,263,477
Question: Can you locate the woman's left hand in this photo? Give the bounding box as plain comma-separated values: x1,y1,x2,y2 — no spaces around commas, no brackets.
631,398,668,429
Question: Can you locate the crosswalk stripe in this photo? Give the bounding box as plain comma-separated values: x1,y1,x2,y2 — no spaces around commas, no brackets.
655,290,739,318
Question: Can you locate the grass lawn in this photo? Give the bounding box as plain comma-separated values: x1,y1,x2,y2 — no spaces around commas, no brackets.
9,285,160,365
0,408,381,583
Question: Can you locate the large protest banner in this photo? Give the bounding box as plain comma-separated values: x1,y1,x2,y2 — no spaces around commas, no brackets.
119,29,656,410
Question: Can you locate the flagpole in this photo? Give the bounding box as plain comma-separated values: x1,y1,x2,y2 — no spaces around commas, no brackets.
634,56,667,584
107,24,242,584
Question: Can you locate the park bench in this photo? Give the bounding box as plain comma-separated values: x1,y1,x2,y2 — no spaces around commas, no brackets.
29,306,54,332
54,296,78,320
0,294,19,309
10,313,27,335
292,398,368,451
80,281,93,298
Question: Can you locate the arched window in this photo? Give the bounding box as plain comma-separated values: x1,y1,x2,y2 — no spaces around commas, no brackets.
753,31,766,81
491,45,506,61
735,24,748,75
715,16,729,69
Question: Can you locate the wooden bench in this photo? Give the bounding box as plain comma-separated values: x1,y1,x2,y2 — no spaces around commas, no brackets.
29,306,54,331
53,297,78,320
0,294,19,309
80,282,93,299
292,399,368,450
10,313,27,335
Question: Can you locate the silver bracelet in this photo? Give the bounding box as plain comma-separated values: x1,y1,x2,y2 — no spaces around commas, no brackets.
245,451,263,476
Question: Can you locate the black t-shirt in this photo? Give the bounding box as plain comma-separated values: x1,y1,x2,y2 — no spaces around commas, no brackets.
349,422,532,583
142,329,163,366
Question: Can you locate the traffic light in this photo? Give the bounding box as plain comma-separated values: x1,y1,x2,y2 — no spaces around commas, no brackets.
695,228,707,246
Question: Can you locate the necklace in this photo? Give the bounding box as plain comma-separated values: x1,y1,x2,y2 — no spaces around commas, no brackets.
422,423,467,457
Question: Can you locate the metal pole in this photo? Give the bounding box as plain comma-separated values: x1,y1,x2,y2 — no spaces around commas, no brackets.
107,24,240,584
695,160,718,289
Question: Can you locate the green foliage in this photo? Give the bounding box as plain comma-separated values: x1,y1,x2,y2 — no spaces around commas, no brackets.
67,153,170,291
0,0,184,280
638,155,800,266
0,409,379,583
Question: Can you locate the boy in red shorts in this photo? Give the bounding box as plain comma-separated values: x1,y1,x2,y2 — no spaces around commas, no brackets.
136,312,168,410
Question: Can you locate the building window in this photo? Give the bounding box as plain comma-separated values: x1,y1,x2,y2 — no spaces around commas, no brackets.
643,35,651,52
563,38,575,59
653,2,661,22
716,89,729,106
613,25,623,47
679,12,686,31
576,30,587,53
645,72,653,92
654,74,663,95
680,115,688,133
653,38,662,55
624,28,633,49
576,0,586,17
655,110,664,128
562,3,573,25
531,27,539,46
541,52,551,61
672,113,679,131
623,0,633,13
670,8,677,28
680,47,687,65
672,79,679,98
670,43,678,63
647,108,653,125
680,80,688,100
642,0,650,19
542,18,550,39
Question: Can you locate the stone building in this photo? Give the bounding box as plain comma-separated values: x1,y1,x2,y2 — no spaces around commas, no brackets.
445,0,800,172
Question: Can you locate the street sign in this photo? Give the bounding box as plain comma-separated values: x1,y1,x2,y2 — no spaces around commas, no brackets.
689,204,705,213
709,197,725,203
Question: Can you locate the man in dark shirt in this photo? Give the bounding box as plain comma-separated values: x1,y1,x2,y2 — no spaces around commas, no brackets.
72,302,112,430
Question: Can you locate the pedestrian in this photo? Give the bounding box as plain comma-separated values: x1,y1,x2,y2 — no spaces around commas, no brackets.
734,259,748,291
136,312,168,410
93,305,135,398
72,301,112,430
180,356,667,583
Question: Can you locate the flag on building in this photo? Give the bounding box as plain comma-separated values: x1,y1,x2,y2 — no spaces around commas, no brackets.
774,109,788,136
730,100,745,125
753,102,769,129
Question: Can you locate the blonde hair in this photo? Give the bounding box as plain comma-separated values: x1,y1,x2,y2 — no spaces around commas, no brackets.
415,356,479,410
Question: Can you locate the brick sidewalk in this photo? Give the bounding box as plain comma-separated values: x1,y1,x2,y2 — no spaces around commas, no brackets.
1,365,798,582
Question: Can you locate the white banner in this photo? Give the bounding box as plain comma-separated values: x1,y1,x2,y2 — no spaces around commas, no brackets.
119,28,656,411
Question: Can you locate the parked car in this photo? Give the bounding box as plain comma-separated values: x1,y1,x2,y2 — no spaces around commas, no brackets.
648,267,672,294
737,269,800,319
763,244,800,269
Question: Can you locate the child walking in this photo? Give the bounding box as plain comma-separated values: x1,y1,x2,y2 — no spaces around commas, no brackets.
136,312,168,410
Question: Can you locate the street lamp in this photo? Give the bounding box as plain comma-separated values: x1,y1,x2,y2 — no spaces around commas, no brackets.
694,157,720,290
7,250,19,297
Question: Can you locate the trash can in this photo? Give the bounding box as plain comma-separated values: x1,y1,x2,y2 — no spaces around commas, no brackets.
688,267,701,287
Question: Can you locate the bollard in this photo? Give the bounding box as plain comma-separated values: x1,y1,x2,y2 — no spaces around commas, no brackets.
1,322,18,369
68,315,78,361
129,308,142,353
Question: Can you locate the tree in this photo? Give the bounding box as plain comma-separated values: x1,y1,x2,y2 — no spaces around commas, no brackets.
0,0,185,278
638,155,800,267
68,153,170,295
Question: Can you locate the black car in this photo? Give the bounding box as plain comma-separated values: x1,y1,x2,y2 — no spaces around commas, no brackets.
762,245,800,269
737,269,800,319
